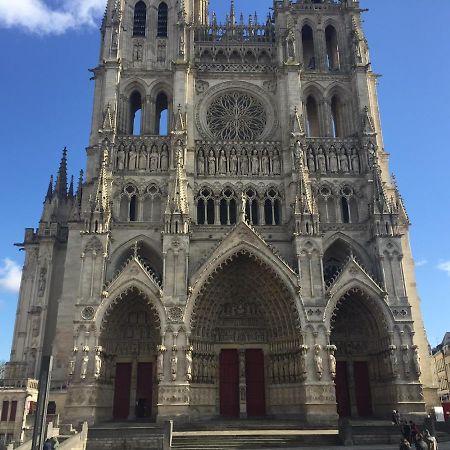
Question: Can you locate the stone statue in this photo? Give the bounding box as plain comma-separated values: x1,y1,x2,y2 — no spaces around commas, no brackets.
251,149,259,175
307,148,316,172
314,345,323,380
340,148,349,172
317,149,326,174
149,148,158,171
272,149,281,175
80,346,89,380
117,146,125,170
139,148,147,169
261,149,270,175
351,149,360,173
208,150,216,175
38,267,47,297
128,145,137,170
197,150,205,175
329,148,338,173
94,346,103,380
230,148,238,175
327,345,337,379
299,345,308,380
68,346,78,377
389,345,398,377
133,43,143,62
185,346,193,382
402,345,410,374
218,149,227,175
171,347,178,382
240,150,249,175
412,345,421,377
294,140,302,164
160,147,169,171
157,345,166,381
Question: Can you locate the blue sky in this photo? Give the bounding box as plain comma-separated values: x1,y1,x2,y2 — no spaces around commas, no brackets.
0,0,449,361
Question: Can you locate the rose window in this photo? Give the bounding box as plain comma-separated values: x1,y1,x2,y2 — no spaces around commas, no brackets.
206,92,267,140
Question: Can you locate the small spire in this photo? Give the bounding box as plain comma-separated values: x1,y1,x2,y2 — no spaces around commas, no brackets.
45,175,54,202
254,12,258,26
239,13,244,27
68,175,74,198
230,0,236,25
77,170,84,197
54,147,68,199
133,241,140,258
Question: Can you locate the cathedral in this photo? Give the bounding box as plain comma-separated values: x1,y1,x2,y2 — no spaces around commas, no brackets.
1,0,439,435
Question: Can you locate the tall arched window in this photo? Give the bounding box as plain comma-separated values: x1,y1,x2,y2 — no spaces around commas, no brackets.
325,25,340,71
305,96,320,137
219,189,237,225
318,186,336,223
157,2,168,38
331,95,344,138
133,1,147,37
341,197,350,224
119,185,139,222
302,25,315,70
196,188,215,225
245,189,259,225
264,189,281,225
143,185,161,222
129,91,142,135
155,92,168,135
341,186,358,224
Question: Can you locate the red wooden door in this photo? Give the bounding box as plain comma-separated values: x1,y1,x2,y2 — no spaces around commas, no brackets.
136,363,153,418
245,349,266,417
113,363,132,420
354,361,373,417
335,361,351,417
219,350,239,417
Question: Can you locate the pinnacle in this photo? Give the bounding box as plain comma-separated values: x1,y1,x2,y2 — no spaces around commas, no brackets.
55,146,68,199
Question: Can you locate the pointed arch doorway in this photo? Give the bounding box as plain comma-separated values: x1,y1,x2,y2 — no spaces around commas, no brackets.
330,288,392,418
99,288,162,421
190,252,303,418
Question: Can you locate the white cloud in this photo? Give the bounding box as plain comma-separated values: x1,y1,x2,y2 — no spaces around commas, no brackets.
438,261,450,277
415,260,428,267
0,259,22,293
0,0,106,34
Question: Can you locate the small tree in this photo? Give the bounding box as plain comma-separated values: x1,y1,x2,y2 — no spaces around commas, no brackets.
0,361,6,380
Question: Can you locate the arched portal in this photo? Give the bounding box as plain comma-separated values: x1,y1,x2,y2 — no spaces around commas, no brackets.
189,252,302,418
99,288,161,421
330,288,393,418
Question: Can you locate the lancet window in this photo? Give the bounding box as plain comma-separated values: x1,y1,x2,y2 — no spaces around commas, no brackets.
196,188,215,225
264,189,281,225
133,1,147,37
305,96,320,137
120,185,139,222
331,95,344,138
302,25,315,70
142,185,162,223
340,186,358,224
325,25,340,71
219,188,237,226
245,189,259,226
157,2,168,38
155,92,169,135
129,91,143,135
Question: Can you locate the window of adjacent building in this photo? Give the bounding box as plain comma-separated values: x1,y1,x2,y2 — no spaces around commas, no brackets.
157,2,168,38
302,25,315,70
133,1,147,37
1,401,9,422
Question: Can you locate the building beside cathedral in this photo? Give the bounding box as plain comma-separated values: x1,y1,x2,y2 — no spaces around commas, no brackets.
0,0,439,442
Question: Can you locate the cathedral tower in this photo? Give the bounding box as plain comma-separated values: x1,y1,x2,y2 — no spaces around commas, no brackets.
3,0,437,432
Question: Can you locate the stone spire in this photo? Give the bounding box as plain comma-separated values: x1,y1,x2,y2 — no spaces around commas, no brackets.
54,147,68,199
86,144,111,234
164,140,190,235
68,175,74,198
45,175,54,202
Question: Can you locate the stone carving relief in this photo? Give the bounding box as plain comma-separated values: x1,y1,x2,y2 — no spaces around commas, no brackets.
37,267,47,297
171,346,178,382
81,306,95,321
114,138,170,173
327,345,337,379
80,345,89,380
157,345,166,382
304,144,363,175
195,80,210,95
314,344,323,380
94,346,103,380
168,307,184,323
196,143,281,177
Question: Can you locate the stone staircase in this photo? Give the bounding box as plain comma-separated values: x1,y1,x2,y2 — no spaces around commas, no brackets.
171,421,339,449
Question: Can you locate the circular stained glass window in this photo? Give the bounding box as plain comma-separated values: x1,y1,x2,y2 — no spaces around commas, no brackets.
206,91,267,141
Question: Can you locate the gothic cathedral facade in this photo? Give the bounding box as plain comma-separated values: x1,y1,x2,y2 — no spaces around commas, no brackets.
6,0,438,426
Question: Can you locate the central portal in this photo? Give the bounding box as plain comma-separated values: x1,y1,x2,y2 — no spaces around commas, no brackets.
219,349,266,418
190,252,302,418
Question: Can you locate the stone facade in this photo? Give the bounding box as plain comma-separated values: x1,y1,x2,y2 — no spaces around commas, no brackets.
3,0,438,431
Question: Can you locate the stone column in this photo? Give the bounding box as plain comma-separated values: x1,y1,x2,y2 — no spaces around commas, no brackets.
239,349,247,418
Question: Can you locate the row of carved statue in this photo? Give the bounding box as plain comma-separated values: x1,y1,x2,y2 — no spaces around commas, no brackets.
197,145,282,176
114,142,170,172
300,144,362,175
